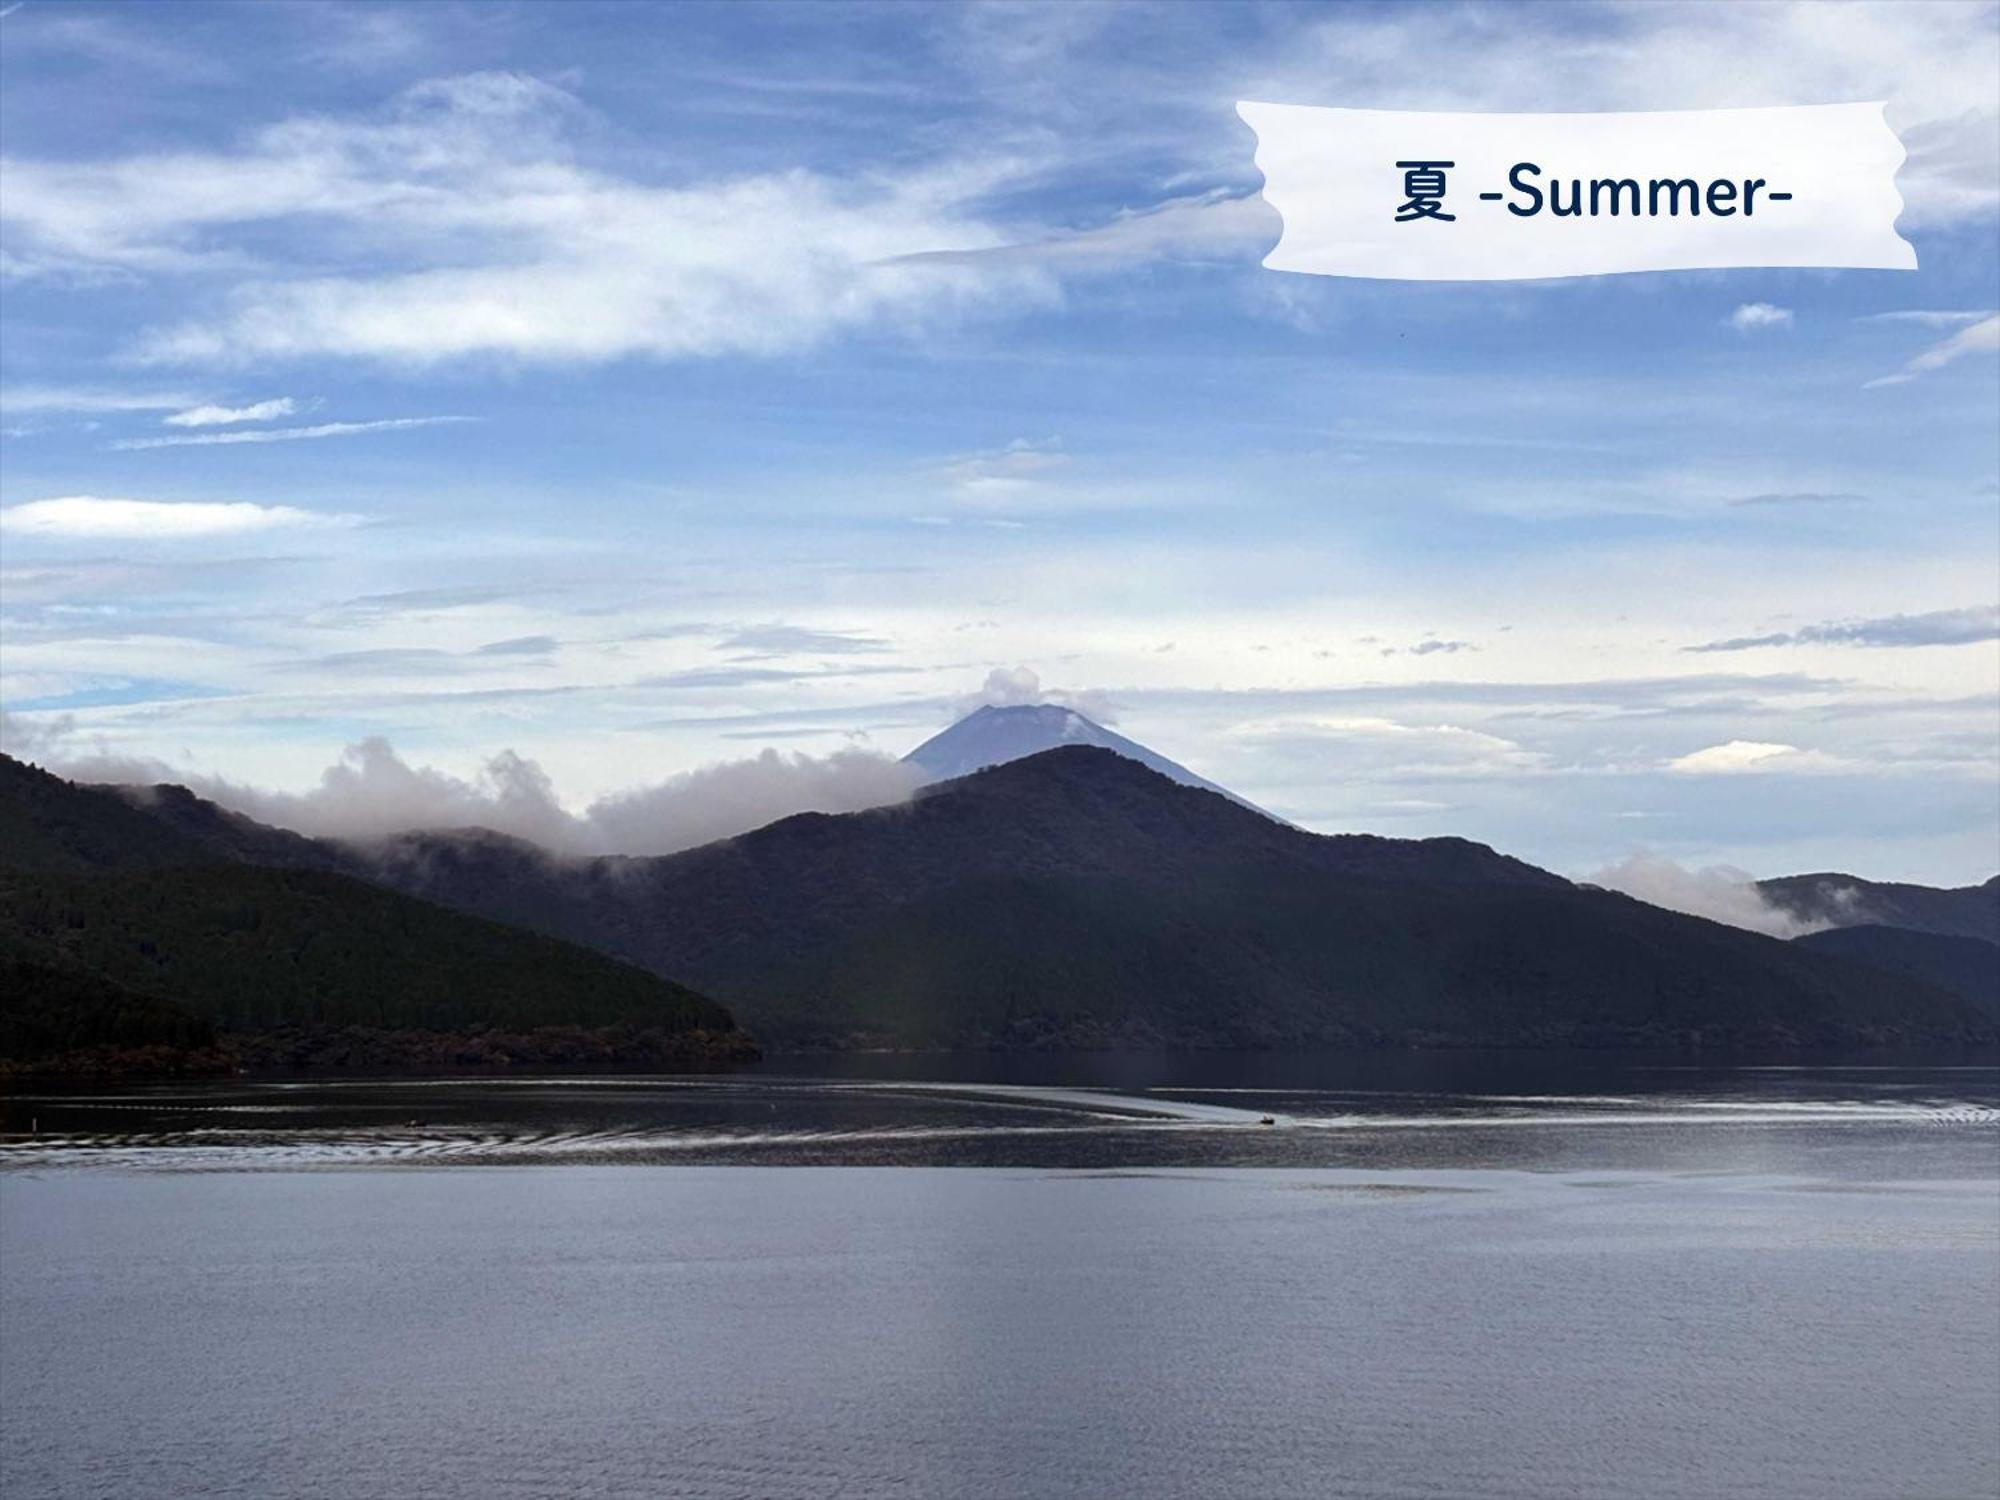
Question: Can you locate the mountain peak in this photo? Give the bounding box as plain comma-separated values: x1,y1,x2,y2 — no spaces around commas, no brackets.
904,702,1258,811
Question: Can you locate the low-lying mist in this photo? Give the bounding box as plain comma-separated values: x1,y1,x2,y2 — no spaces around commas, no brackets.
1586,853,1835,939
5,724,923,858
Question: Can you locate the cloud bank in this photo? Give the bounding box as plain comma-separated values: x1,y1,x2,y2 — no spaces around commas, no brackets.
8,729,922,857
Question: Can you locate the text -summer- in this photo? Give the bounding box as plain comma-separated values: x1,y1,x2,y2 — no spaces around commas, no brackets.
1489,164,1792,217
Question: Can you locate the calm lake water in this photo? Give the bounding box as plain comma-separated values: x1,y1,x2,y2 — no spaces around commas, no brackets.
3,1053,1997,1499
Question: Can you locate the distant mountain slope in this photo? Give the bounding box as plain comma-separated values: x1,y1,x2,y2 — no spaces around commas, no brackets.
904,703,1257,808
339,748,1988,1051
358,744,1565,972
1760,872,1999,943
1794,925,1999,1018
0,755,753,1070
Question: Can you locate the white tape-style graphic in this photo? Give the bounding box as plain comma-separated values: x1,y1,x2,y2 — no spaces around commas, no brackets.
1236,102,1915,281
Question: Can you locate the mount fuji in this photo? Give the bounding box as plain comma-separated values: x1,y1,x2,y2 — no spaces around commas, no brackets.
903,703,1257,811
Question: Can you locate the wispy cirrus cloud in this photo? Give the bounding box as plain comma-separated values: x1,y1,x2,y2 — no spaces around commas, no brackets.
321,583,555,619
1230,714,1546,779
110,415,470,450
1383,638,1476,658
0,385,196,415
273,636,557,675
1864,314,2000,388
473,635,559,657
0,495,358,539
1726,491,1868,509
1859,309,1995,328
721,624,891,657
937,438,1073,511
162,397,299,427
642,663,921,692
0,69,1261,372
1687,606,2000,653
1,72,1053,365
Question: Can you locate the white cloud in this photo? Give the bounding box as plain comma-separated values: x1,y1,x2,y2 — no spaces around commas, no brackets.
100,738,586,851
958,665,1119,724
162,397,298,427
1728,303,1793,333
0,72,1052,366
10,731,921,856
0,386,195,415
0,495,356,539
1588,853,1825,938
1864,314,2000,387
143,191,1036,367
110,416,470,449
1666,740,1834,775
939,439,1070,508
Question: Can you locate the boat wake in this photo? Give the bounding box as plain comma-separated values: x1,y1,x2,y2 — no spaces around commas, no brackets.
2,1078,1992,1171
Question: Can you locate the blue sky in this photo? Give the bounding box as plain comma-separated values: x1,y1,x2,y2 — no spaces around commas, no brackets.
1,0,1996,887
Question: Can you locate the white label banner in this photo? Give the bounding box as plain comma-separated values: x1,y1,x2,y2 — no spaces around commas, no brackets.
1236,101,1915,281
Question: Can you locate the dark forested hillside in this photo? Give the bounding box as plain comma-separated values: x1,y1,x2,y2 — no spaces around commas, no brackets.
1761,872,2000,943
0,956,217,1073
0,755,753,1073
1794,925,1999,1017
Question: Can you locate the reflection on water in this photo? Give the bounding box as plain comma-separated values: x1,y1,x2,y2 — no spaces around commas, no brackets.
2,1051,1996,1173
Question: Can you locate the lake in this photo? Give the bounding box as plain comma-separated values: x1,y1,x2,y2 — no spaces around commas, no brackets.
3,1053,1997,1499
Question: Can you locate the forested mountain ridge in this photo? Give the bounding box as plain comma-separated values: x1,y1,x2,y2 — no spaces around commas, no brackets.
11,746,1991,1059
0,755,753,1074
326,748,1993,1051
